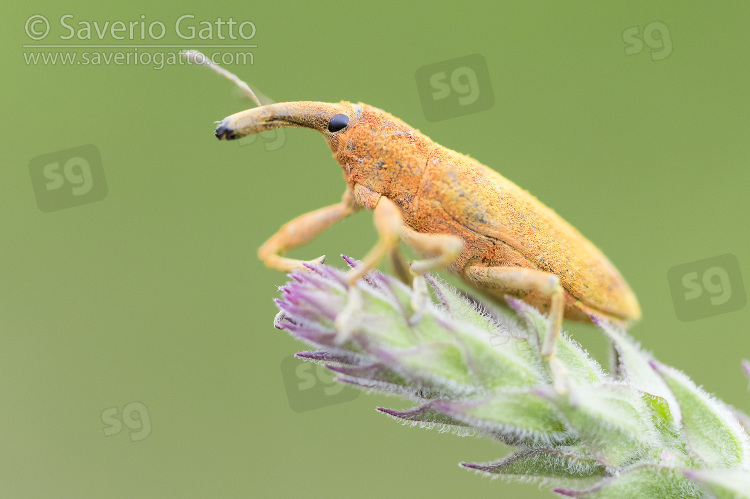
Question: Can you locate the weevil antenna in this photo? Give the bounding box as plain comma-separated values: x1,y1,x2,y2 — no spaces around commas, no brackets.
180,50,263,107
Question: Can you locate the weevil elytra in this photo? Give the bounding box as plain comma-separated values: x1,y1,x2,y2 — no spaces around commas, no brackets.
186,52,641,359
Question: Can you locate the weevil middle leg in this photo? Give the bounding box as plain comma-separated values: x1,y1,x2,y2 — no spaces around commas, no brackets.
334,196,404,341
335,197,464,341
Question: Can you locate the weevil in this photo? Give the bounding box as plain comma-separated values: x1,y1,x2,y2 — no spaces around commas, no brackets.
185,51,641,359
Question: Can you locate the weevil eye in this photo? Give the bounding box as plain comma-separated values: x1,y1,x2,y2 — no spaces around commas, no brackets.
327,114,349,133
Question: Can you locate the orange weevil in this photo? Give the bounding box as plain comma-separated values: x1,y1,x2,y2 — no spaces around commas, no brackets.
183,51,641,361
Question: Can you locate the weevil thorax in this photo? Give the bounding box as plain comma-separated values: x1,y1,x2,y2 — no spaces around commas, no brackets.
330,103,435,217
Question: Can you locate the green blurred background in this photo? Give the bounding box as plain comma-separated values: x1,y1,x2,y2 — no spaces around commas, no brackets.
2,1,749,497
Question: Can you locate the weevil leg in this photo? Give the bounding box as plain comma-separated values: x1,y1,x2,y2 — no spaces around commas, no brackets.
258,188,359,272
336,198,466,340
399,226,464,274
389,246,414,286
399,226,464,318
334,197,403,342
342,197,403,283
466,266,565,359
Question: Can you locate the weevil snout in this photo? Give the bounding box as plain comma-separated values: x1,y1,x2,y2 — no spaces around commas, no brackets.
214,101,362,149
215,123,239,140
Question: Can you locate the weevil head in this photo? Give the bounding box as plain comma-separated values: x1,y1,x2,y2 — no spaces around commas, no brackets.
215,102,434,205
215,101,360,152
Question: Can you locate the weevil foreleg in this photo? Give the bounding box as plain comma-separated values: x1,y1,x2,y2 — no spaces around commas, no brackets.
466,266,564,359
258,188,358,272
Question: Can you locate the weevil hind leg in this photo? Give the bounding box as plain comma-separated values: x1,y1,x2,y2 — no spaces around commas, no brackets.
258,188,358,272
466,266,564,359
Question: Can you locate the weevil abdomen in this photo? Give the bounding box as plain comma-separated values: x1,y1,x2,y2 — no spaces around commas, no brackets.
412,146,641,325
